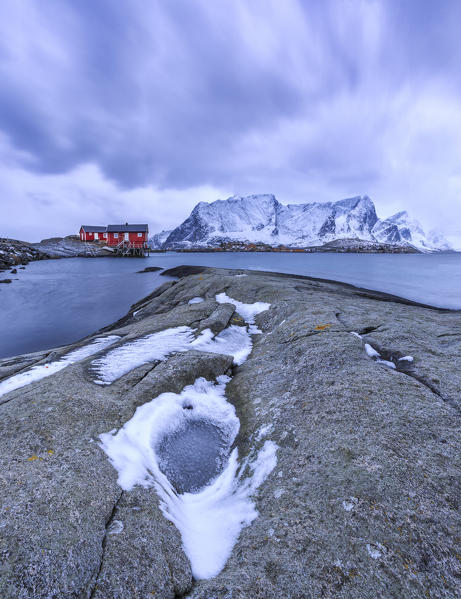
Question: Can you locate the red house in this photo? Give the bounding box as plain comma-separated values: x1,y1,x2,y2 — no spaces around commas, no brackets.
79,225,107,242
106,224,149,248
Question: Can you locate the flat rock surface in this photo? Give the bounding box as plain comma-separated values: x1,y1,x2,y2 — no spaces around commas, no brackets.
0,266,460,598
31,236,114,257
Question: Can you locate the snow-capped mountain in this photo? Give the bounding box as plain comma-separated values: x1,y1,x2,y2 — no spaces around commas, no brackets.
373,211,451,251
426,230,452,251
159,194,450,251
149,230,172,249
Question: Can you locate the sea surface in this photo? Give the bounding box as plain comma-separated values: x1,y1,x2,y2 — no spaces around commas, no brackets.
0,252,460,359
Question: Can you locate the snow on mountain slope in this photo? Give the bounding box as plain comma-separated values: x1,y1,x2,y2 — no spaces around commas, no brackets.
165,195,280,247
373,211,450,251
426,230,452,251
159,195,450,251
373,211,424,246
150,230,172,249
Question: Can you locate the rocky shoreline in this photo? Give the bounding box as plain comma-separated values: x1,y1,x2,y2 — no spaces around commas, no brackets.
0,238,49,274
168,238,421,253
31,235,115,257
0,267,460,598
0,236,114,275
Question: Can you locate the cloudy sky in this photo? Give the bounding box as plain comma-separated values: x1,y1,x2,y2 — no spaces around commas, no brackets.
1,0,460,245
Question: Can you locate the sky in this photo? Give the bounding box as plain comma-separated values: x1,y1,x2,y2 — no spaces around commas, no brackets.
0,0,460,246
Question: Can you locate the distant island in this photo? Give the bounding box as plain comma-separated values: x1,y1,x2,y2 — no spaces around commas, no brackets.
150,194,451,253
166,238,419,254
0,195,453,274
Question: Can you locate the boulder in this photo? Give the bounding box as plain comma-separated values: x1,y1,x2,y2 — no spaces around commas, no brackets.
136,266,164,273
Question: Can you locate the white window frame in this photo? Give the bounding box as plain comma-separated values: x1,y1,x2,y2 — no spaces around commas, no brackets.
94,233,98,240
137,232,142,237
114,233,119,239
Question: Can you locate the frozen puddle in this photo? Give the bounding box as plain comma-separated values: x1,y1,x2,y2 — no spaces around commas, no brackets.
99,295,277,579
157,419,230,493
91,293,270,384
100,377,277,580
0,336,120,398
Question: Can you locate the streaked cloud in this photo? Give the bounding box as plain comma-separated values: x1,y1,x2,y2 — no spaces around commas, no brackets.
0,0,460,241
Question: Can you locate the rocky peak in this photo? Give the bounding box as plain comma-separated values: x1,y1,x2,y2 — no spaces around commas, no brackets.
156,194,450,251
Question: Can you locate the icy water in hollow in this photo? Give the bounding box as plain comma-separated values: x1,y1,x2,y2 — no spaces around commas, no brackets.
156,419,230,493
0,251,460,359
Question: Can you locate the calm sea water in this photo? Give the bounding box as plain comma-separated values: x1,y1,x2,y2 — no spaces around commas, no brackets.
0,252,460,359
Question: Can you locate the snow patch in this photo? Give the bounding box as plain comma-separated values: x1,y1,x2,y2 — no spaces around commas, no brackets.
91,327,195,385
364,343,380,358
399,355,414,362
188,297,204,304
0,336,120,397
364,343,396,369
99,377,277,579
216,292,270,325
366,543,386,560
107,520,124,535
353,337,399,370
377,358,396,369
192,325,253,366
256,424,274,441
248,324,263,335
92,295,270,384
342,497,358,512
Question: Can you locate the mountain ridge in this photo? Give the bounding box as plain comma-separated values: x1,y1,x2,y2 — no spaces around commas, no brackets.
151,194,450,251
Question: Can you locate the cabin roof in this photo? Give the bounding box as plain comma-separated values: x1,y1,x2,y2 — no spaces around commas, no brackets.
107,224,149,232
80,225,107,232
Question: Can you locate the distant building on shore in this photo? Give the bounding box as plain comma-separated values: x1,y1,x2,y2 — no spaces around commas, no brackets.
79,223,149,255
79,225,107,242
106,224,149,247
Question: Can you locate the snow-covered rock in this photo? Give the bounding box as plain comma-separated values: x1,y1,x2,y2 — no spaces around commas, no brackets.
150,230,172,249
372,211,447,251
155,195,451,251
0,238,48,270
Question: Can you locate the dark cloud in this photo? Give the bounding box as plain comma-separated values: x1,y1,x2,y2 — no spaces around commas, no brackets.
0,0,364,187
0,0,460,242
